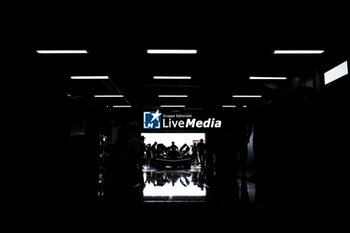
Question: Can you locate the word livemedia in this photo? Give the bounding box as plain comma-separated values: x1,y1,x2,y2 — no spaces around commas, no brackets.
163,118,222,128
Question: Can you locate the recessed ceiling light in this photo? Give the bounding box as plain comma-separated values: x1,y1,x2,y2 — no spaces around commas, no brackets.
36,50,88,54
153,76,191,80
324,61,348,85
222,105,237,108
147,49,197,54
243,105,248,108
70,76,109,80
113,105,132,108
232,95,262,98
160,105,186,108
249,76,287,80
273,50,324,54
94,95,124,98
158,95,188,98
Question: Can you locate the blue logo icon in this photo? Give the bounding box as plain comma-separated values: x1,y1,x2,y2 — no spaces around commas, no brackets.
143,110,161,129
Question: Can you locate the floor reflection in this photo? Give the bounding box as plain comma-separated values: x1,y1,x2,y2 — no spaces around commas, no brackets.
141,165,256,203
142,166,207,201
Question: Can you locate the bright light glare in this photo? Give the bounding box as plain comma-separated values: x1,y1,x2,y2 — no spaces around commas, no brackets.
70,76,109,80
94,95,124,97
36,50,88,54
273,50,324,54
153,76,191,80
249,76,287,80
160,105,186,108
324,61,348,85
158,95,188,98
233,95,262,98
147,49,197,54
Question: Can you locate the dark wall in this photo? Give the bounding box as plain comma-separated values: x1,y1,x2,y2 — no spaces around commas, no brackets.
21,56,107,214
311,76,350,214
252,69,350,218
22,64,74,214
253,91,315,212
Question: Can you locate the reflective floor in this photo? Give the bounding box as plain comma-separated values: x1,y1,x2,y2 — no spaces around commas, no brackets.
141,165,256,203
58,164,270,230
142,166,208,202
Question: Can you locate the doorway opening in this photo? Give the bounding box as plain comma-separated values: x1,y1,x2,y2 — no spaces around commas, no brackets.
141,132,207,201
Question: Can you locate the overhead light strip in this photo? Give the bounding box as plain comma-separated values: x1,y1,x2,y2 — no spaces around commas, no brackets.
233,95,262,98
36,50,88,54
94,95,124,98
249,76,287,80
160,105,186,108
153,76,191,80
158,95,188,98
222,105,237,108
147,49,197,54
273,50,324,54
71,76,109,80
113,105,132,108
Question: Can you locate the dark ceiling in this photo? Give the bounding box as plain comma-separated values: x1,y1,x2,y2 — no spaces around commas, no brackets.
26,15,349,115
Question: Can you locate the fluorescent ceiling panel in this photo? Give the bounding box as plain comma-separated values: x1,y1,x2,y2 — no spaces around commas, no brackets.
70,76,109,80
249,76,287,80
153,76,191,80
94,95,124,97
158,95,188,98
324,61,348,85
273,50,324,54
36,50,88,54
232,95,262,98
147,49,197,54
222,105,237,108
113,105,132,108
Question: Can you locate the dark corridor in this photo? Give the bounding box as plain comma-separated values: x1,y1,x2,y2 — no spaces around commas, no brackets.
14,13,350,229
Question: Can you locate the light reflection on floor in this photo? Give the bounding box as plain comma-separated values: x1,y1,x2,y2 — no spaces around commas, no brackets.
142,166,207,201
141,165,256,203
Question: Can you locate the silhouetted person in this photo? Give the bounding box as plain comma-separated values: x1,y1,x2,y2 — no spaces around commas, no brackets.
157,143,167,158
231,113,253,177
191,143,198,165
197,139,206,167
169,141,178,150
167,142,179,160
145,144,152,167
151,141,158,158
